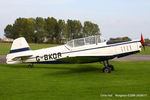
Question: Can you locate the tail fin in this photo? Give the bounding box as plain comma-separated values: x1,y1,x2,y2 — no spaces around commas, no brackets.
6,37,32,64
9,37,30,54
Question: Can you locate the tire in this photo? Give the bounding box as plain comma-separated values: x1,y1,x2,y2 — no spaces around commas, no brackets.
102,67,111,73
109,65,114,71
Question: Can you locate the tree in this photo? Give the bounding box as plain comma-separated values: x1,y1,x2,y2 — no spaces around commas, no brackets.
72,20,82,39
12,18,24,38
25,18,35,42
110,37,131,41
144,38,150,46
83,21,100,36
4,17,101,43
34,17,46,43
4,24,14,38
122,37,131,41
12,18,35,42
144,38,150,42
55,19,67,43
67,19,74,40
45,17,57,43
67,19,83,40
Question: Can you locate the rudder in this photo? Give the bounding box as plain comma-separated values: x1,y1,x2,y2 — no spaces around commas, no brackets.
9,37,30,54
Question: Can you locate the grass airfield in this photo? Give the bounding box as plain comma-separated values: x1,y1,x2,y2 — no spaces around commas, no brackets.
0,42,150,99
0,61,150,100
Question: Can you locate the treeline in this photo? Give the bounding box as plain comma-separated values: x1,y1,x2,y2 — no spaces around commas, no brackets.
144,38,150,46
109,37,131,41
4,17,100,43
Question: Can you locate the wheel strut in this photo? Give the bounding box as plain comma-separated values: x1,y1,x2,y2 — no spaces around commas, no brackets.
102,60,114,73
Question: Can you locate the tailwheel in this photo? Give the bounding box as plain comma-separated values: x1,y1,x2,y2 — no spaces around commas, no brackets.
108,65,114,71
28,64,33,68
102,67,111,73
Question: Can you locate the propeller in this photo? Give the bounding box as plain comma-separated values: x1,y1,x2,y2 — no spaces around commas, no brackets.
141,33,145,50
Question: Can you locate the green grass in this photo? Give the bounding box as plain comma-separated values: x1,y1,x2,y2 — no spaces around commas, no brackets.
0,42,150,55
0,43,60,55
0,61,150,100
137,46,150,55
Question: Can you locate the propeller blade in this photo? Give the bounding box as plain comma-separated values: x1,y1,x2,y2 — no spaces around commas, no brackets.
141,33,145,50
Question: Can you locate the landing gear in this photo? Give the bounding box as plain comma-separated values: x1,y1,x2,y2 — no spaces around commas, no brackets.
102,60,114,73
28,63,34,68
103,67,111,73
108,65,114,71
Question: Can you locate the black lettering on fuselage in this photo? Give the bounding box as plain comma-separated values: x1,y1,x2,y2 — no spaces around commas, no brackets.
50,52,62,60
36,56,40,62
36,52,62,62
44,55,48,60
53,53,57,59
49,54,53,59
58,52,61,58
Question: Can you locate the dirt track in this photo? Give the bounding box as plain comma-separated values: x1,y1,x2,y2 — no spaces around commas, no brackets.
0,55,150,64
112,55,150,61
0,55,6,64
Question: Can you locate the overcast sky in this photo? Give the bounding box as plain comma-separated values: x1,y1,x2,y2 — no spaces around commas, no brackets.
0,0,150,39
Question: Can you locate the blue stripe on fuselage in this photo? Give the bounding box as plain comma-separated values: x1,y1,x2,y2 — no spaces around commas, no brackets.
9,47,30,54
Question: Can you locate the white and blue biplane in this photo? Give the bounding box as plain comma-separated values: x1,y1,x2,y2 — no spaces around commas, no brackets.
6,34,144,73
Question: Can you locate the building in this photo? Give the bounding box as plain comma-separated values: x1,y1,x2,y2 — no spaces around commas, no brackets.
1,38,14,42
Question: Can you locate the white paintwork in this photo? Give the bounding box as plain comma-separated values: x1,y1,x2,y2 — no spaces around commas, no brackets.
6,36,142,64
10,37,30,50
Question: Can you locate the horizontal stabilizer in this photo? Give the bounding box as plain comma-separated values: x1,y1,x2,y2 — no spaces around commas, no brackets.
12,55,32,61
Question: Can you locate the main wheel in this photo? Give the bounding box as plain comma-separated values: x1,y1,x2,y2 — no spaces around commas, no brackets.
102,67,111,73
108,65,114,71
